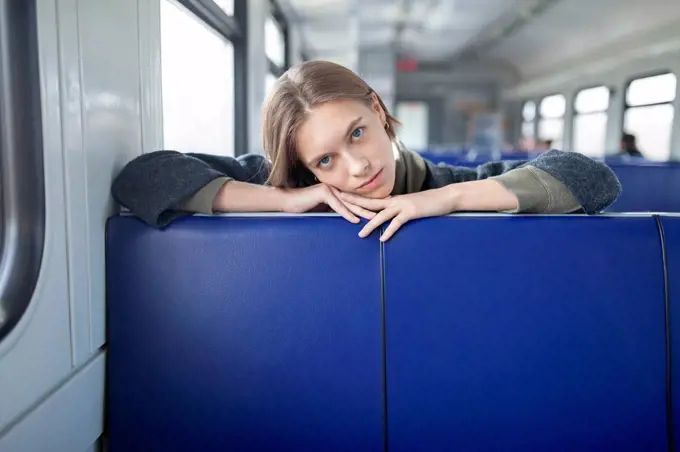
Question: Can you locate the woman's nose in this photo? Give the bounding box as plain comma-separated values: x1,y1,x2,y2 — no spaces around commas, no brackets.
347,152,370,177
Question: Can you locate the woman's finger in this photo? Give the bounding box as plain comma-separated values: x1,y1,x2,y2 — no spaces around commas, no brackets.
379,213,409,242
325,190,360,223
329,188,376,219
338,191,389,211
358,206,399,238
345,202,376,220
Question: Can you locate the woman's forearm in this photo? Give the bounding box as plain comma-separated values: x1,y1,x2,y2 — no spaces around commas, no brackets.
212,180,288,213
441,179,519,212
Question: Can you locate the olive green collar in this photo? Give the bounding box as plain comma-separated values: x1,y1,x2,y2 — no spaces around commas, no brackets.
390,139,427,196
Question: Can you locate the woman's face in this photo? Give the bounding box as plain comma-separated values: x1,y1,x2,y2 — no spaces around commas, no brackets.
295,96,396,198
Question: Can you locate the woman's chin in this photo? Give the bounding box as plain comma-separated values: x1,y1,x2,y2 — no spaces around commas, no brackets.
362,183,393,199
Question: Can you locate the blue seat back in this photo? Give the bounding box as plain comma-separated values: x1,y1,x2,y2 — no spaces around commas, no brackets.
106,216,384,452
384,216,667,451
660,216,680,447
607,163,680,212
106,214,676,451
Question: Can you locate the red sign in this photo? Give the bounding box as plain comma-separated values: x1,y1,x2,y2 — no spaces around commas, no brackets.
396,58,418,72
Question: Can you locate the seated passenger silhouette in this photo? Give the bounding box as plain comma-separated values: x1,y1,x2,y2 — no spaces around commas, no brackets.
619,133,644,158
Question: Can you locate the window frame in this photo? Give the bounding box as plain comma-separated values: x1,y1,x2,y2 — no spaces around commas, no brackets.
572,84,611,115
175,0,248,155
177,0,242,39
622,71,677,160
623,70,676,109
537,93,566,148
0,0,46,342
520,100,536,140
267,0,290,77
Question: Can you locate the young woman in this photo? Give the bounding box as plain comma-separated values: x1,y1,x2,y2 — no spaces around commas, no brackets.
112,60,622,242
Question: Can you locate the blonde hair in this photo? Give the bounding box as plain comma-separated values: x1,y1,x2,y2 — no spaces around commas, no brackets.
262,60,400,188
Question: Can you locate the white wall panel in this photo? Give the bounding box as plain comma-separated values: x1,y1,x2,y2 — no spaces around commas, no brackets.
57,0,146,365
77,0,144,352
56,0,91,368
0,353,105,452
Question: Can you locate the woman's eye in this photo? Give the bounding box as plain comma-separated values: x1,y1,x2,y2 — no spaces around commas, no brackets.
351,127,363,140
319,156,332,167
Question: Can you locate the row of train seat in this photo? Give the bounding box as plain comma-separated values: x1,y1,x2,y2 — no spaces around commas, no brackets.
418,149,653,163
419,151,680,212
106,213,680,451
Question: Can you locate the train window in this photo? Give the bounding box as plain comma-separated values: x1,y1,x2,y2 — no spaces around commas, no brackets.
265,16,285,69
626,73,676,107
539,95,566,118
573,86,610,157
265,72,278,95
0,0,46,342
538,119,564,148
624,73,677,160
521,101,535,139
624,105,674,161
266,0,289,86
214,0,234,15
522,101,536,121
395,102,429,151
160,0,235,156
538,95,566,149
574,86,610,114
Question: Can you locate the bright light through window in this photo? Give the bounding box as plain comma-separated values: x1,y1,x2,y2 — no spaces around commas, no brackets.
538,118,564,150
624,104,674,161
626,73,676,107
522,101,536,122
572,86,610,157
537,95,565,149
540,94,566,118
265,17,285,68
575,86,610,114
214,0,233,15
265,72,278,96
573,113,608,158
160,0,235,156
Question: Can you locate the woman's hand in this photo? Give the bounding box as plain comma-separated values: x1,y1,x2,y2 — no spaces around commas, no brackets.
338,180,519,241
338,188,458,241
281,184,376,224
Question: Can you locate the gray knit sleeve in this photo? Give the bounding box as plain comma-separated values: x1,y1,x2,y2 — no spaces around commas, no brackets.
423,149,621,214
111,151,270,227
524,150,621,214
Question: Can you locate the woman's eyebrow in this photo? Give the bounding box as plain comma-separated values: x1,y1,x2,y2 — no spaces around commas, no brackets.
343,116,362,138
305,116,362,165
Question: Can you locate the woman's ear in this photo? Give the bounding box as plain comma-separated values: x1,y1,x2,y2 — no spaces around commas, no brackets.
370,92,387,125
